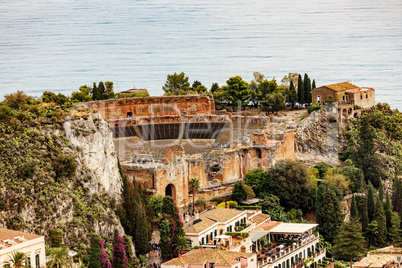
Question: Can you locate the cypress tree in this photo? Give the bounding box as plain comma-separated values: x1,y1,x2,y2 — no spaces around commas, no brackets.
89,234,102,268
135,204,151,255
288,81,297,109
332,220,366,264
367,184,375,222
350,195,359,221
303,74,312,104
373,195,387,247
297,74,304,105
92,82,100,100
379,180,384,204
388,212,401,243
385,191,392,230
98,82,106,100
112,231,129,268
316,185,344,244
312,79,316,90
362,204,369,236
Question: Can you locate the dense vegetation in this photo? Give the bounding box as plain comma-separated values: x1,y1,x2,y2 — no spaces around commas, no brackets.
0,91,131,265
161,71,316,112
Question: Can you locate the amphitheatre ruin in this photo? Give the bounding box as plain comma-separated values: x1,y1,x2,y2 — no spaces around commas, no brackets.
85,94,296,212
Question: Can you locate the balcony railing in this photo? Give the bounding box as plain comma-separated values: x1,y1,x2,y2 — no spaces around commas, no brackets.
257,235,322,267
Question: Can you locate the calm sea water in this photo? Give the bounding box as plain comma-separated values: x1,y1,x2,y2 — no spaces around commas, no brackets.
1,0,401,110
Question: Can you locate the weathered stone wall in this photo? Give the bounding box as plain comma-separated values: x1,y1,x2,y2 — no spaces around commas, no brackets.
352,89,375,108
85,94,215,120
272,130,296,165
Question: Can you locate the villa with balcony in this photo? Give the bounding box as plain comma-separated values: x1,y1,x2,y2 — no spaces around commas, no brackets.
182,208,326,268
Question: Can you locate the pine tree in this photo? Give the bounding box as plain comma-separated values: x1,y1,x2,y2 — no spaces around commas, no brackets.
350,195,359,221
288,81,297,109
367,184,375,222
297,74,304,105
89,234,102,268
135,204,151,255
112,231,129,268
332,220,366,264
373,195,387,247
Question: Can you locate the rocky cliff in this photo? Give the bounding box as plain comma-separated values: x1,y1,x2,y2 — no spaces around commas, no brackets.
295,108,344,167
0,101,124,256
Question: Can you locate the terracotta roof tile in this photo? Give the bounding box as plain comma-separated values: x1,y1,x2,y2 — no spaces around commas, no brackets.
185,208,245,233
0,228,42,250
324,82,359,91
249,213,270,226
163,249,255,266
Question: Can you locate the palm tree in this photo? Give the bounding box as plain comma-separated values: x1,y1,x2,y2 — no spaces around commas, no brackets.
173,235,190,256
47,247,72,268
189,178,200,215
3,251,27,268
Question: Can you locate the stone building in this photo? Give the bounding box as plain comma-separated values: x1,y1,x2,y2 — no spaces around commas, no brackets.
312,82,375,108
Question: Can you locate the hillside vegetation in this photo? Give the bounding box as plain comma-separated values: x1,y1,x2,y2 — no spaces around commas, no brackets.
0,91,123,259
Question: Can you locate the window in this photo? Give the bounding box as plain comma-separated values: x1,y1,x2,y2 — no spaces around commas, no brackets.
366,94,368,98
187,239,192,247
35,254,40,268
360,94,363,99
206,235,209,243
227,227,230,232
127,112,133,118
251,259,254,262
201,238,204,245
317,95,321,103
214,230,217,236
209,263,215,268
26,257,31,267
342,95,345,101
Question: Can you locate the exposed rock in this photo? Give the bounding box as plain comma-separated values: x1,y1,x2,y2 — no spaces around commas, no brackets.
295,110,342,167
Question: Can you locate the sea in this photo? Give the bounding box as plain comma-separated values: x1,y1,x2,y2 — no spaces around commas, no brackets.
1,0,402,110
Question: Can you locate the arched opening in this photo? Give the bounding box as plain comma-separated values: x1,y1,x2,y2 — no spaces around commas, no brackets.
165,183,176,200
354,112,359,118
348,108,352,115
342,109,347,117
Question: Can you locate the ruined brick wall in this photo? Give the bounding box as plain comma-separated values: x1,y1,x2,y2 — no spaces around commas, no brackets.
272,130,296,165
124,168,154,189
85,94,215,120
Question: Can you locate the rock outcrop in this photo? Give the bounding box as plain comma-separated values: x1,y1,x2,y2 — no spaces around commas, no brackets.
295,109,342,166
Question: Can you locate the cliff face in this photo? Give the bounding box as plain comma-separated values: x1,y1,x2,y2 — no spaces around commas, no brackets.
295,109,344,167
0,107,124,254
64,112,122,199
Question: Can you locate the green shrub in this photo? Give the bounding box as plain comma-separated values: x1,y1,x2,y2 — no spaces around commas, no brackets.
308,103,321,114
353,105,362,110
236,205,262,210
211,197,223,204
224,232,249,238
49,229,63,248
53,154,77,179
216,201,237,208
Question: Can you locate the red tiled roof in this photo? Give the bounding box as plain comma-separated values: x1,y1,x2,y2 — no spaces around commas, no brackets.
0,228,42,250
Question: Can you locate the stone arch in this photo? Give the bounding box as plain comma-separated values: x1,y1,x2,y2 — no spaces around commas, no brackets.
354,112,359,118
348,108,352,115
342,109,347,117
165,183,176,200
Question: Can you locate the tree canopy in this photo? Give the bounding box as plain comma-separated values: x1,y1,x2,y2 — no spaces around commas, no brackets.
269,160,312,211
162,72,191,95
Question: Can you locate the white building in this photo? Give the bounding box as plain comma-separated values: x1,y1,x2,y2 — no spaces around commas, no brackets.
0,228,46,268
